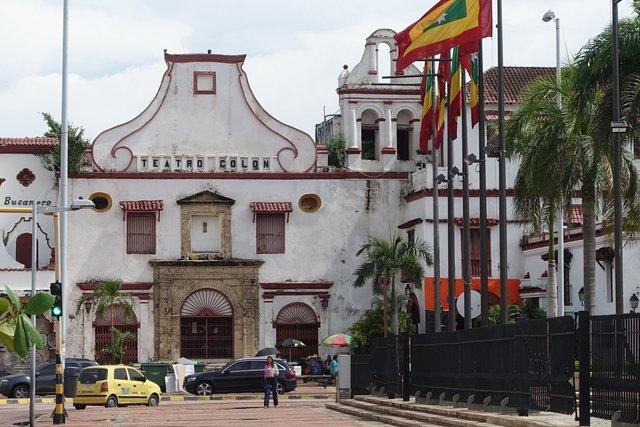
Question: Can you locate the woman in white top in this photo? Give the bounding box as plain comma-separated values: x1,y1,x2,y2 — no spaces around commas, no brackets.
263,356,279,408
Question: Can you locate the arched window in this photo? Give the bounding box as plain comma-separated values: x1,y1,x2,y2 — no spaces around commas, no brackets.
15,233,38,269
376,42,392,83
396,110,414,161
361,109,380,160
180,289,233,359
275,303,319,362
94,304,139,364
407,293,420,334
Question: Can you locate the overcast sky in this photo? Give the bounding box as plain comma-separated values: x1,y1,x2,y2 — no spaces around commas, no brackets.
0,0,635,140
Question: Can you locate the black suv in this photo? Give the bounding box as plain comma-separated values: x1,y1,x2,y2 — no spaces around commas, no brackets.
0,358,97,398
183,357,297,396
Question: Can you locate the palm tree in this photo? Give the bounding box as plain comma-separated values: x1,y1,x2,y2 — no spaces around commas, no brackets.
507,65,640,314
354,234,433,336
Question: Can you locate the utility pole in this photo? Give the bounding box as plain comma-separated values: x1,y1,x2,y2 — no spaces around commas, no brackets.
447,120,456,331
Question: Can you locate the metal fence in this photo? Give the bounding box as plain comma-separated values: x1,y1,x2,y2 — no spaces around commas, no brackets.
351,336,401,397
589,312,640,423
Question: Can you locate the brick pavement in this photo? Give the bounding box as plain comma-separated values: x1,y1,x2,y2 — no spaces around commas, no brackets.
35,399,381,426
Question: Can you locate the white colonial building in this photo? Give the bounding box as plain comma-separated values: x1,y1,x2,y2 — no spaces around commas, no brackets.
1,29,638,370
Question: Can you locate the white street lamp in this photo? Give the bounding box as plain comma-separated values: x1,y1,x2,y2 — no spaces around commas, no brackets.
542,10,565,317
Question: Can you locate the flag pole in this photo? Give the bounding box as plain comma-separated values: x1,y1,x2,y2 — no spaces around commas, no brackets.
478,43,489,327
497,0,509,324
446,85,456,332
461,67,472,329
430,58,442,333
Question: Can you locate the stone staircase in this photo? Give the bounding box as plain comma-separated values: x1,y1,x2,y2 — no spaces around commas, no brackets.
326,396,578,427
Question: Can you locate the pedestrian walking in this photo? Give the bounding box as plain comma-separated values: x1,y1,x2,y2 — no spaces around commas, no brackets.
324,355,339,388
263,356,279,408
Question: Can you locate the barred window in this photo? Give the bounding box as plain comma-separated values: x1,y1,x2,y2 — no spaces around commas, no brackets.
256,213,285,254
126,212,156,254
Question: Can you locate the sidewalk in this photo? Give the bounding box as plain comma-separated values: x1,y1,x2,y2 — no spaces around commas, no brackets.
0,384,336,406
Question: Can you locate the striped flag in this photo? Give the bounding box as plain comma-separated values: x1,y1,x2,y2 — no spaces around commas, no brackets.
460,42,480,128
419,61,435,152
435,95,446,149
448,46,462,140
395,0,492,73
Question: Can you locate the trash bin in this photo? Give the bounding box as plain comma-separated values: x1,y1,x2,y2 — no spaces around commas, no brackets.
140,362,173,392
193,361,205,373
64,366,79,398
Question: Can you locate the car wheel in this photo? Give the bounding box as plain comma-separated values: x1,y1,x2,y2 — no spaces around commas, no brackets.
276,381,284,395
74,404,86,410
147,394,159,407
105,395,118,408
12,384,29,399
196,381,213,396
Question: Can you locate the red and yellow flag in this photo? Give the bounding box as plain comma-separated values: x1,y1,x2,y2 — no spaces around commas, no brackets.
394,0,492,73
448,46,462,140
460,42,480,127
435,95,446,149
419,61,435,152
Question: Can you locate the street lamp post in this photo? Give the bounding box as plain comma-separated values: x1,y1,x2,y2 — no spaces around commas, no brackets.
612,0,625,315
543,10,565,317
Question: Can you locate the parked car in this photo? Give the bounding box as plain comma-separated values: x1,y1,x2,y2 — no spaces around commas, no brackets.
183,357,297,396
0,358,97,398
74,365,161,409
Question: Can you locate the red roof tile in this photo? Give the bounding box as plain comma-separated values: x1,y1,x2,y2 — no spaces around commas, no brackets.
454,218,500,227
569,205,583,226
119,200,164,212
483,67,555,105
250,202,293,213
0,137,58,153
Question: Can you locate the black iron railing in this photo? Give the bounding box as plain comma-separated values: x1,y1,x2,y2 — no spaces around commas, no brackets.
351,336,401,397
589,312,640,423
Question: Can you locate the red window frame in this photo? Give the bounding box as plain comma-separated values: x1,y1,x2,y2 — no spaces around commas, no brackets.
462,228,492,277
193,71,216,95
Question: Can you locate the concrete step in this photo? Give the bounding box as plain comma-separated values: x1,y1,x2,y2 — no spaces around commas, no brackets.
326,402,437,427
353,396,579,427
339,398,503,427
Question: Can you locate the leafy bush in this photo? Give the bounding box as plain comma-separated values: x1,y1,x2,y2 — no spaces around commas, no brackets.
347,299,416,353
328,134,346,168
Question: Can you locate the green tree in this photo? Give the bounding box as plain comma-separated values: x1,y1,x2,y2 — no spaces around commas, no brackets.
0,286,54,357
506,67,640,314
354,234,432,336
347,299,416,353
39,112,90,173
327,133,346,168
100,327,134,365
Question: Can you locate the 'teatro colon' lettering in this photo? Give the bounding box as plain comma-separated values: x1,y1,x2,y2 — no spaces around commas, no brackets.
4,197,53,206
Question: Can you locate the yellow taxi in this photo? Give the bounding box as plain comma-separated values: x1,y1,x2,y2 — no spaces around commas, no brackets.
74,365,161,409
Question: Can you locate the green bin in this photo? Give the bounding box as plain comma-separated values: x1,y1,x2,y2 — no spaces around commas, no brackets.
140,362,173,392
193,361,205,373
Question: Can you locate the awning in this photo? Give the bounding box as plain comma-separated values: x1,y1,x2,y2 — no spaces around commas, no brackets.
119,200,164,221
120,200,164,212
249,202,293,213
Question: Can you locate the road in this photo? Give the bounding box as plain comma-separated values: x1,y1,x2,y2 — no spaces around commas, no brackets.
1,399,382,426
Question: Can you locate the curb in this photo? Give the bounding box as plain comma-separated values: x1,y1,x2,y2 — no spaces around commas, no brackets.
0,393,335,406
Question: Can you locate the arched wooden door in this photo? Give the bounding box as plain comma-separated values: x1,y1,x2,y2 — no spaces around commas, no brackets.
408,293,420,334
94,304,139,364
15,233,38,269
180,289,233,359
275,303,319,362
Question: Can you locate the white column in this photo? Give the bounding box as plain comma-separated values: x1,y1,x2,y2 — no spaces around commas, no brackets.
264,300,275,347
385,107,394,148
350,106,359,149
138,300,151,362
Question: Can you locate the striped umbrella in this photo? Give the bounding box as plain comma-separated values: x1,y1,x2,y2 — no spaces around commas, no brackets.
321,333,353,348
